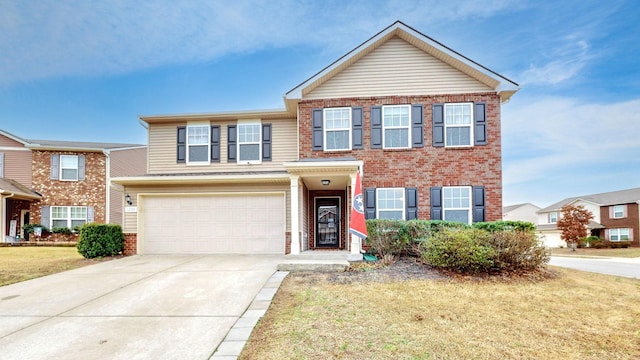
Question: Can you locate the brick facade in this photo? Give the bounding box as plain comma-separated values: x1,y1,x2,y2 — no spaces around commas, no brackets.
30,150,107,226
298,93,503,222
600,203,640,247
123,233,137,255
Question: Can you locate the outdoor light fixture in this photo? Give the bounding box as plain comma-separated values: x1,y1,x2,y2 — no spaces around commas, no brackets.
321,179,331,186
125,194,133,206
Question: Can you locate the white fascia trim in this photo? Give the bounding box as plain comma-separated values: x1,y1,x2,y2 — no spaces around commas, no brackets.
111,173,290,186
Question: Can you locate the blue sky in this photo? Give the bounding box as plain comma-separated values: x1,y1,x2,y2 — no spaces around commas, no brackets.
1,0,639,207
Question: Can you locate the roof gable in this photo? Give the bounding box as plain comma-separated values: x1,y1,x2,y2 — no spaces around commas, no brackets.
539,187,640,212
285,21,519,109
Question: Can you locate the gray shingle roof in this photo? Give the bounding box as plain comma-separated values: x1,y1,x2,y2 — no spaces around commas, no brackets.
539,187,640,212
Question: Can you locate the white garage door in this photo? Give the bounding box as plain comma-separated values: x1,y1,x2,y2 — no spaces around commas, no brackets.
140,193,285,254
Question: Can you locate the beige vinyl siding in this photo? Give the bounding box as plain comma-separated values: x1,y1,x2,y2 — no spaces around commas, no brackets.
109,187,124,225
148,118,298,174
306,36,494,99
110,147,147,177
2,150,33,188
0,135,25,147
122,183,291,233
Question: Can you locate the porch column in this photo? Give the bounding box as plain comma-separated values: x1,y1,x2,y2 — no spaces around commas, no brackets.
289,175,300,255
347,173,364,261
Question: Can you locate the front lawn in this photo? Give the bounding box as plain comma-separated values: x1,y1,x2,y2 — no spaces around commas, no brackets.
550,247,640,258
0,246,107,286
240,267,640,359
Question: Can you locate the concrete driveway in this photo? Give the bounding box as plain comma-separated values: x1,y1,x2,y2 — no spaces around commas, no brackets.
0,255,292,360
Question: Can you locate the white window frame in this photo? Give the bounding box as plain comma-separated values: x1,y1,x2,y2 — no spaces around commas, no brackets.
323,108,351,151
237,120,262,164
51,206,88,230
376,188,405,220
609,228,630,242
186,125,210,165
443,186,472,225
612,205,624,219
444,103,474,148
549,212,558,224
59,155,79,181
382,105,411,149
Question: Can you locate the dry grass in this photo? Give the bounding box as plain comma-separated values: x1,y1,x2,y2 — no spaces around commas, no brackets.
240,268,640,360
550,247,640,258
0,246,109,286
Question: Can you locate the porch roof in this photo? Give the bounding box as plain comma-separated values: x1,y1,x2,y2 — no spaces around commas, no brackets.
0,178,42,200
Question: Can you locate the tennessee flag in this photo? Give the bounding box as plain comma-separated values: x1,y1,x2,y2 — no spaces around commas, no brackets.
349,171,368,239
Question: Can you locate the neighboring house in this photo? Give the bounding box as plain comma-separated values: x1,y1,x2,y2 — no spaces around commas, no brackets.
537,187,640,248
502,203,541,224
112,21,519,257
0,129,145,242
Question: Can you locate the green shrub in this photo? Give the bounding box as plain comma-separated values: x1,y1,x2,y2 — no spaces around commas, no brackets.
608,241,631,249
77,224,125,258
420,228,496,273
485,230,549,271
472,220,536,233
51,227,72,235
365,219,405,258
22,224,50,234
581,236,603,248
590,238,608,248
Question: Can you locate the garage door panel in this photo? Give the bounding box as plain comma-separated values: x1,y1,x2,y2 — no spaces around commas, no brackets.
141,194,284,254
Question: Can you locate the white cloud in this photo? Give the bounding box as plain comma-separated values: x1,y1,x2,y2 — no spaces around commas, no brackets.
519,36,592,85
0,0,519,86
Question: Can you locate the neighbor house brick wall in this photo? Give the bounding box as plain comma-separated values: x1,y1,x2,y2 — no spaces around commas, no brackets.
298,93,503,221
123,233,137,255
30,150,107,226
600,203,640,247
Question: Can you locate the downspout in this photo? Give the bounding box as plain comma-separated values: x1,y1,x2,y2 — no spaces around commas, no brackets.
0,191,15,242
103,149,111,224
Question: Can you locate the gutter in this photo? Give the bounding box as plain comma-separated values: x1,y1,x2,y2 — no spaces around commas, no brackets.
103,149,111,224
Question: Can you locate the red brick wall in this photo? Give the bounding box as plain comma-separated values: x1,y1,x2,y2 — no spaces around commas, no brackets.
123,233,137,255
30,150,107,226
600,203,639,247
298,93,503,221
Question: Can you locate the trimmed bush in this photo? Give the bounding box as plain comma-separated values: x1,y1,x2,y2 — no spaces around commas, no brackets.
420,228,496,273
485,230,549,271
472,220,536,233
52,227,72,235
365,219,405,258
77,224,125,258
608,241,631,249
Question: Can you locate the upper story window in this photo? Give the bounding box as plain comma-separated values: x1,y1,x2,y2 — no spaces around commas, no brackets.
609,228,630,242
549,212,558,224
51,206,87,230
382,105,411,149
443,186,472,224
376,188,405,220
60,155,79,181
238,123,262,162
323,108,351,151
612,205,625,219
187,125,210,164
444,103,473,147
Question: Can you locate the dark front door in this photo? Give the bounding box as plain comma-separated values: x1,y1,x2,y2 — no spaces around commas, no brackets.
316,198,340,248
22,211,30,241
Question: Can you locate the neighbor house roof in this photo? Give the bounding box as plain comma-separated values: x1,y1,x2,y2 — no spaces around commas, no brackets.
284,20,519,110
503,203,541,213
0,178,42,200
539,187,640,212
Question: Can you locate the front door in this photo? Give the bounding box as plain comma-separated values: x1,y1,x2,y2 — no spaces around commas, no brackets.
316,198,340,248
21,210,30,241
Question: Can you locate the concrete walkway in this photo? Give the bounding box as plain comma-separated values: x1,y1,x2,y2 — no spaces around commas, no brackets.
0,254,349,360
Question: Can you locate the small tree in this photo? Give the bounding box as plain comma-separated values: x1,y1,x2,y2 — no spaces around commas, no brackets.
556,204,593,251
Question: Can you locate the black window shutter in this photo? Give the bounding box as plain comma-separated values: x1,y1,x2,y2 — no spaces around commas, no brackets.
262,123,272,161
41,206,50,227
411,104,424,148
312,109,323,150
176,126,186,163
51,154,60,179
370,106,382,149
227,125,237,162
352,107,363,149
432,104,445,147
210,125,221,162
430,187,443,220
406,187,418,220
78,155,86,180
364,188,376,220
474,103,487,146
472,186,486,222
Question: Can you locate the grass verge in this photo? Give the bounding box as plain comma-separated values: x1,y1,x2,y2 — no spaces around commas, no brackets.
240,267,640,360
549,247,640,258
0,247,113,286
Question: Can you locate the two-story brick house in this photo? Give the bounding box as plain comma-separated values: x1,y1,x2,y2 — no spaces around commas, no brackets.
0,129,145,242
536,187,640,247
112,21,519,257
